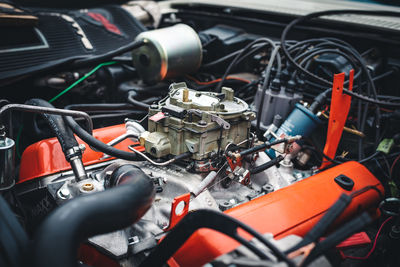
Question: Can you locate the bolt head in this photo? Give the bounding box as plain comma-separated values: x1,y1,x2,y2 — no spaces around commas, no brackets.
294,172,303,179
79,144,86,152
58,188,70,199
82,183,94,191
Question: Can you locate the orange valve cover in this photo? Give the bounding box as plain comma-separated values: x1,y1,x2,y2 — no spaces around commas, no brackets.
172,161,383,267
19,124,144,183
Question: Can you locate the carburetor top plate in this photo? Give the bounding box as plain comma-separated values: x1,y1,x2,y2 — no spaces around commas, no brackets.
166,82,249,115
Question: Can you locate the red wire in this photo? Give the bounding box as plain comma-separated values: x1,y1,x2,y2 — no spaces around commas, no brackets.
390,154,400,179
341,216,393,260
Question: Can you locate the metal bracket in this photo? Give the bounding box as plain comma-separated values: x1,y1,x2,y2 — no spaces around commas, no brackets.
163,193,191,232
188,109,230,129
320,70,354,169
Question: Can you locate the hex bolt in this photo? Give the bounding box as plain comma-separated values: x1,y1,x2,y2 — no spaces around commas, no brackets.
82,183,94,192
58,188,71,199
262,183,274,194
294,172,304,180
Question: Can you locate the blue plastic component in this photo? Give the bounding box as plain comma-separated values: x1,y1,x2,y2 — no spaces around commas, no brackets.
266,103,322,158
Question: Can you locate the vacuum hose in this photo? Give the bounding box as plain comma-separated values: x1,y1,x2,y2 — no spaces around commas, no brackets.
25,99,79,156
33,164,155,267
25,99,88,181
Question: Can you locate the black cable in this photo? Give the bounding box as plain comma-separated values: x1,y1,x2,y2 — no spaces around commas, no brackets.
127,91,150,110
235,80,259,97
303,145,342,165
1,40,145,82
201,42,272,69
63,115,139,161
312,39,381,146
341,89,400,108
72,40,145,67
216,38,280,92
139,209,295,267
302,68,395,97
309,88,331,113
281,10,400,87
304,82,400,108
291,48,360,81
235,43,273,68
302,212,372,266
357,151,381,163
280,9,400,110
201,50,242,69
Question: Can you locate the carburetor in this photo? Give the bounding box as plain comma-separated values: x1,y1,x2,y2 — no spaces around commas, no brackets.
139,82,255,170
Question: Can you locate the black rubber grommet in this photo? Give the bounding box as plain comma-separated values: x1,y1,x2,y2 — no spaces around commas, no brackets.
334,174,354,191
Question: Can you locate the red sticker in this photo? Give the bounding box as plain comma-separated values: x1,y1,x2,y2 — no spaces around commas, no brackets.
149,112,166,122
87,12,122,36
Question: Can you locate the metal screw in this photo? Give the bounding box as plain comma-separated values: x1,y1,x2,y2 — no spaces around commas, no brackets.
206,197,213,206
58,188,70,199
79,144,86,152
128,236,140,245
294,172,303,179
262,183,274,194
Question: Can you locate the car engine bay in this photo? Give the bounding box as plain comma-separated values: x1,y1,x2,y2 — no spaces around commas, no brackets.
1,0,400,266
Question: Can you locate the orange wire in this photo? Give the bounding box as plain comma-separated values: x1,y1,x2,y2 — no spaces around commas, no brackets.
186,75,251,85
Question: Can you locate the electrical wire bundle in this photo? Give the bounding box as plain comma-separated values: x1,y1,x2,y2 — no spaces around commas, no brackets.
190,9,400,181
279,10,400,165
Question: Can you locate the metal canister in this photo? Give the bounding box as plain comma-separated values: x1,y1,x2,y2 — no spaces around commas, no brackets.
275,103,322,139
132,24,202,84
0,136,15,190
266,103,322,158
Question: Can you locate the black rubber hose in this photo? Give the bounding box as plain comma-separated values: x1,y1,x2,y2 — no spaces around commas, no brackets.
239,139,288,157
127,91,150,110
25,99,79,159
249,155,284,175
33,164,155,267
63,115,139,161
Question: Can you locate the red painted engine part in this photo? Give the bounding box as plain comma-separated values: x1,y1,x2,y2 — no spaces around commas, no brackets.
19,124,144,183
19,126,383,267
171,161,383,267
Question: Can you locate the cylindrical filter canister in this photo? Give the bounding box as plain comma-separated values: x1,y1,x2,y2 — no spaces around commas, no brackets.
0,137,15,190
132,24,203,84
267,103,322,158
276,103,322,138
